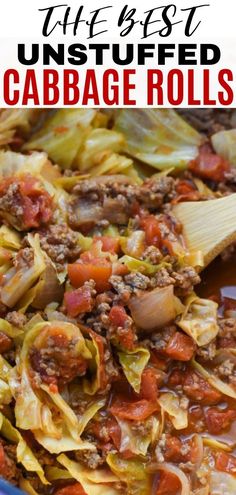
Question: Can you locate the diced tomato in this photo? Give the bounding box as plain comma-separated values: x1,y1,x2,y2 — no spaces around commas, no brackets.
188,144,230,182
0,175,53,230
183,371,222,405
94,236,120,254
174,180,200,203
54,483,87,495
64,286,94,317
215,451,236,474
68,260,112,293
119,327,135,351
164,332,196,361
140,215,161,247
150,351,167,371
187,405,204,433
109,305,129,327
109,305,135,351
139,368,160,402
205,407,236,434
164,435,183,462
112,262,129,276
110,397,159,421
168,369,184,387
156,471,181,495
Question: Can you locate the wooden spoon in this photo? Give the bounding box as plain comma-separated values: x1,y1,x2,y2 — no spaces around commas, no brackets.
173,194,236,268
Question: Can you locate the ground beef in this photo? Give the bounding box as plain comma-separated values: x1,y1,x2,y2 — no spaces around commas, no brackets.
74,448,105,469
218,359,235,377
178,109,236,136
109,275,133,302
0,177,53,232
14,247,34,269
172,266,201,293
137,176,176,209
0,440,20,484
218,318,236,347
6,311,27,328
147,326,176,351
142,245,163,264
0,182,24,228
39,223,81,266
196,341,217,361
124,272,150,290
152,268,175,288
69,175,177,230
30,332,88,387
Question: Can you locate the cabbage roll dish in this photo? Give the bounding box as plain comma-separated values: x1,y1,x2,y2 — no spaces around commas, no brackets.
1,108,236,495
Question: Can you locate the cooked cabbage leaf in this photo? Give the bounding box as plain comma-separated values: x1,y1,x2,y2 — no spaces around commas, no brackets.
58,454,120,495
1,234,46,308
116,416,159,456
192,359,236,399
76,128,125,172
177,295,219,346
0,109,39,146
119,255,170,275
158,392,188,430
0,412,48,484
212,129,236,166
23,109,96,168
107,453,152,495
118,348,150,393
113,109,203,170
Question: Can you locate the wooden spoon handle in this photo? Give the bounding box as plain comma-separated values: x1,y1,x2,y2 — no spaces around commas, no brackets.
173,194,236,268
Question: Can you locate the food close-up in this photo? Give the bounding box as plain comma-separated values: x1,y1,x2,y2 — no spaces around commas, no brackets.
1,108,236,495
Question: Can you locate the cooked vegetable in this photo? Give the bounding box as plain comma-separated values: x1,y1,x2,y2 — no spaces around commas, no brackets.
1,234,46,307
158,392,188,430
116,415,159,456
114,109,202,170
188,144,229,182
129,285,178,331
68,260,112,293
0,412,48,484
107,453,152,495
0,108,235,494
177,296,219,346
58,454,120,495
212,129,236,166
23,109,96,168
118,348,150,393
192,360,236,399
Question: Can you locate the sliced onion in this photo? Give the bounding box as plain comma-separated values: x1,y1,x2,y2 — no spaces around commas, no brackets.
71,199,104,227
191,434,204,469
129,285,177,331
147,462,190,495
32,263,64,309
102,196,128,224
